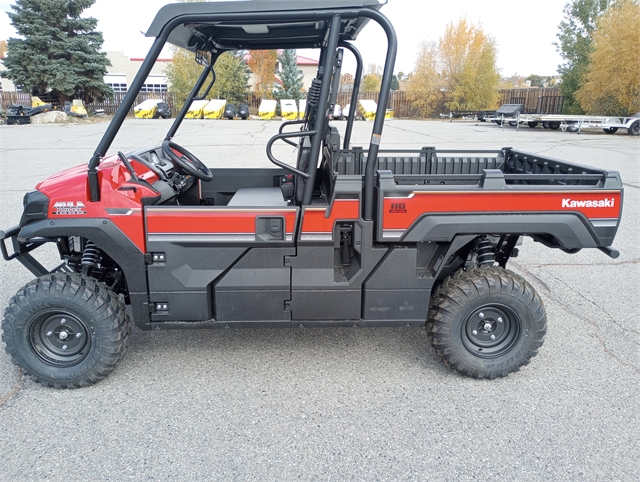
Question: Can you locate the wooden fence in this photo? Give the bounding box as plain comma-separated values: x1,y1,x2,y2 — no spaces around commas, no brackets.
0,92,32,109
499,87,563,114
2,88,564,118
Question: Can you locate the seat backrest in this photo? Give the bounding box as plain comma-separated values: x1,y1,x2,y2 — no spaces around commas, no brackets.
319,124,341,202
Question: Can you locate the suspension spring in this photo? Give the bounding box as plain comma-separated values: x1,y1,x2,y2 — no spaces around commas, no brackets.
306,78,321,108
81,241,102,273
476,238,495,266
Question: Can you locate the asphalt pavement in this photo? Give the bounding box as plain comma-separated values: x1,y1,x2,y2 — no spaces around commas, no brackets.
0,118,638,481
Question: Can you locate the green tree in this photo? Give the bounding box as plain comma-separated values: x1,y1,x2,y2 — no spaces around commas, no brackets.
274,49,304,101
526,74,545,87
165,49,249,106
576,0,640,115
390,74,400,91
214,52,250,105
4,0,112,103
555,0,610,114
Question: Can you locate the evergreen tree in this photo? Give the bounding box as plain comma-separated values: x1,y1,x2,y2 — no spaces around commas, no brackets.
274,49,304,101
390,75,400,91
4,0,112,103
555,0,609,114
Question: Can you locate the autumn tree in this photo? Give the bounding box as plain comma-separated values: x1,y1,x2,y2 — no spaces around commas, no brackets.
575,0,640,115
555,0,610,114
0,40,7,59
406,42,441,118
361,73,381,92
439,18,499,111
247,50,278,99
165,49,249,106
4,0,112,103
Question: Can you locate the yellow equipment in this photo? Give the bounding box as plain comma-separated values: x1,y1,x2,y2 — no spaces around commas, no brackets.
70,99,88,117
280,99,298,120
134,99,160,119
258,99,277,120
32,97,48,108
203,99,227,119
185,99,209,119
298,99,307,120
358,99,377,121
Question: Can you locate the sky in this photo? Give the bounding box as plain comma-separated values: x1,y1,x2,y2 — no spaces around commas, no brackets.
0,0,567,77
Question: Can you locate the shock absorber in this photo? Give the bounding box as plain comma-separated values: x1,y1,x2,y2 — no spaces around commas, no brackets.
476,238,496,266
81,241,103,275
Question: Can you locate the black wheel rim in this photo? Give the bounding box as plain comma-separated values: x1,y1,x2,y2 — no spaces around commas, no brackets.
29,310,92,366
631,122,640,135
461,304,521,358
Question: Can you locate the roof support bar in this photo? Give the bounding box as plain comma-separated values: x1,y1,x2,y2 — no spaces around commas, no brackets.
338,42,363,150
302,14,342,206
360,10,397,221
164,58,219,142
87,35,168,201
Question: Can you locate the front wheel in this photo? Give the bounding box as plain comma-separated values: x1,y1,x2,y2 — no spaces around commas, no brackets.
2,273,130,388
427,267,546,379
628,120,640,136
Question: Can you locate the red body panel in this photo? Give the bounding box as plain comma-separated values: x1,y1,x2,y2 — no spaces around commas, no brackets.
382,191,622,231
301,199,360,234
146,207,298,235
35,156,158,252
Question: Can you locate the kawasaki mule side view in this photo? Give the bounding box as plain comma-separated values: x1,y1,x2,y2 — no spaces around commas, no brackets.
1,0,623,388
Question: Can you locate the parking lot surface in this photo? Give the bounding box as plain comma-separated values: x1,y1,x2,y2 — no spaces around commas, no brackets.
1,119,638,481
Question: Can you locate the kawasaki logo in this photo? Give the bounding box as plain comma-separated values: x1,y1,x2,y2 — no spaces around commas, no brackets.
562,198,614,208
52,201,87,215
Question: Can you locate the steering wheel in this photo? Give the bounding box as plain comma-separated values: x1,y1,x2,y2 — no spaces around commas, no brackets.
161,141,213,182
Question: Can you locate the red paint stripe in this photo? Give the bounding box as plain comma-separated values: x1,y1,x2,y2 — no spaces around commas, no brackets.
147,209,298,234
383,191,621,230
301,200,360,233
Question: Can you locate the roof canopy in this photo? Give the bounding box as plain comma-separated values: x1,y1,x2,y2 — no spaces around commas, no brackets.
146,0,386,52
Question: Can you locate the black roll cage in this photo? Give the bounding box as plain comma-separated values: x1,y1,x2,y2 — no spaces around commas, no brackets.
86,5,397,221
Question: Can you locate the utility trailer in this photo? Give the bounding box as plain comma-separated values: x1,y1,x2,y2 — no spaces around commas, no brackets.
1,0,624,388
496,112,640,135
517,113,640,135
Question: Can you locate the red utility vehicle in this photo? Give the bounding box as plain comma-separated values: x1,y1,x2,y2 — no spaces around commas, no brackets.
1,0,623,387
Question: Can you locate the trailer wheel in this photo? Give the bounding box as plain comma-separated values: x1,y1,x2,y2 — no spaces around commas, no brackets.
427,267,546,379
2,273,130,388
603,127,618,134
628,120,640,136
528,122,538,128
508,120,518,127
542,122,549,129
548,122,561,130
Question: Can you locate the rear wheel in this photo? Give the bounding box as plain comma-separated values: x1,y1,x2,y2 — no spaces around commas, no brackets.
548,121,561,130
628,120,640,136
528,122,538,128
603,127,618,134
427,267,546,379
2,273,130,388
